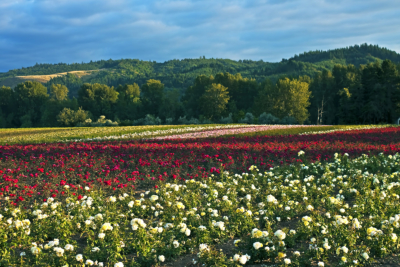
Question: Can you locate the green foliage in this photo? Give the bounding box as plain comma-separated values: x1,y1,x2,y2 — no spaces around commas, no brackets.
200,83,230,120
14,81,49,127
50,84,69,101
258,112,279,124
0,44,400,128
239,112,255,124
57,107,89,127
141,79,164,116
78,83,119,119
220,113,233,124
81,115,119,127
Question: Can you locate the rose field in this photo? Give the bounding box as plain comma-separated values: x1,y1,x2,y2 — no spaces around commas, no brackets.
1,125,400,267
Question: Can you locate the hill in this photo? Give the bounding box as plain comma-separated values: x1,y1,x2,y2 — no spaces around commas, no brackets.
0,70,105,89
1,43,399,96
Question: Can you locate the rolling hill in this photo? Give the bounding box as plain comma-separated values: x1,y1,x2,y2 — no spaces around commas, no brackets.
1,43,399,96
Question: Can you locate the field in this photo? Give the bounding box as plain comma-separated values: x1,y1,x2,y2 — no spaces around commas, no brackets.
0,70,105,89
0,125,400,267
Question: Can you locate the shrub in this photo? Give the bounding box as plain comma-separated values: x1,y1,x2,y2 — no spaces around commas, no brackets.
58,107,89,127
220,113,233,124
239,112,254,124
165,118,174,125
188,117,200,124
280,116,298,125
258,112,279,124
80,115,118,127
132,118,144,126
177,116,188,125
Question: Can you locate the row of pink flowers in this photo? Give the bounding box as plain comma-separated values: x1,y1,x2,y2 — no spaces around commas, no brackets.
150,125,316,140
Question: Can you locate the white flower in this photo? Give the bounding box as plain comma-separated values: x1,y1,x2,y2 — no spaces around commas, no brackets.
31,246,40,255
86,259,94,265
64,244,74,251
98,233,105,239
173,240,179,248
298,150,305,156
92,247,100,252
284,258,291,264
109,196,116,202
158,255,165,262
101,222,113,231
114,263,124,267
185,229,191,236
362,252,369,260
266,195,277,202
274,230,286,240
253,242,263,250
76,254,83,261
199,243,209,252
318,262,324,267
239,255,248,264
306,205,314,211
233,254,240,261
150,195,159,202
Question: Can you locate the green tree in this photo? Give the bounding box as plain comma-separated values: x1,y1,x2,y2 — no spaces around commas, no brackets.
140,79,165,117
78,83,119,119
0,86,14,127
13,81,49,127
274,78,311,124
50,84,69,101
200,83,230,120
182,75,214,118
57,107,89,126
253,78,276,116
159,88,184,121
115,83,141,121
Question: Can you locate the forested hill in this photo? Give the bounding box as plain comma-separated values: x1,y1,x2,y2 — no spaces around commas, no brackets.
1,43,400,96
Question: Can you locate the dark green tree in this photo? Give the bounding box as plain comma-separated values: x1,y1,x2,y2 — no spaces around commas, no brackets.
78,83,119,119
13,81,49,127
200,83,230,120
115,83,141,121
140,79,165,117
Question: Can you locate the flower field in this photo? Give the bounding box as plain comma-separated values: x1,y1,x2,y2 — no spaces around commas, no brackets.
0,124,246,145
0,125,400,266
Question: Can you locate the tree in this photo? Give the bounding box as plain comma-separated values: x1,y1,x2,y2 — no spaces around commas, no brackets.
0,86,14,127
200,83,230,120
50,84,69,101
253,78,275,116
159,88,184,121
13,81,49,127
78,83,119,119
57,107,89,126
115,83,141,121
182,75,214,118
274,78,311,124
140,79,165,117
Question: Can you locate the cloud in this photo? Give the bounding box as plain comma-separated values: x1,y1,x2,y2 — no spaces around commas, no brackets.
0,0,400,72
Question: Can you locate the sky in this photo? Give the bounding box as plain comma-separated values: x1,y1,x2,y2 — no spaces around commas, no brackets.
1,0,400,72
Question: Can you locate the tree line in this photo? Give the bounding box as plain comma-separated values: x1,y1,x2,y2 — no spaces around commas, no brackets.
0,60,399,128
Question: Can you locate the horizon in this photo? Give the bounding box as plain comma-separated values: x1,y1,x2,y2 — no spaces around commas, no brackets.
1,0,400,72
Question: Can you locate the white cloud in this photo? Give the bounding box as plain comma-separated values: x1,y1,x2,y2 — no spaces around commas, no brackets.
0,0,400,71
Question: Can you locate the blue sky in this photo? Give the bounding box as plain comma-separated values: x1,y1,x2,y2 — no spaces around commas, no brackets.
1,0,400,72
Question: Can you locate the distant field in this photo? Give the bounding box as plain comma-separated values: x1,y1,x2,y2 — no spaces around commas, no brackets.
0,124,246,144
0,124,389,145
0,69,105,88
